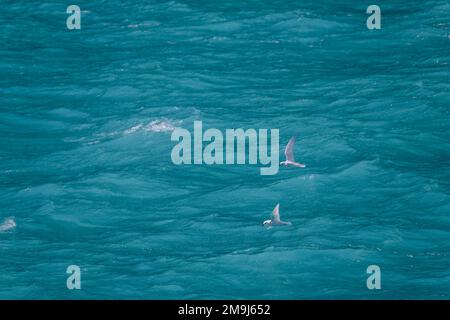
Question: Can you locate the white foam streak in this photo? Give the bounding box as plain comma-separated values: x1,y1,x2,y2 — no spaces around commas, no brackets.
0,217,16,232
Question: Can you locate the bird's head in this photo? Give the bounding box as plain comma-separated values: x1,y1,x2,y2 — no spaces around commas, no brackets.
263,219,272,226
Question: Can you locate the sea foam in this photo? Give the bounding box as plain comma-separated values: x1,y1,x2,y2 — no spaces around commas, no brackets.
0,217,16,232
124,120,176,134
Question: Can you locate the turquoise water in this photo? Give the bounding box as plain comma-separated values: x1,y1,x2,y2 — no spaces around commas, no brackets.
0,0,449,299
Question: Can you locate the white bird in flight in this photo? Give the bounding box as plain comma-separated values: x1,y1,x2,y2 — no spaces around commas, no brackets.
263,204,292,227
280,136,305,168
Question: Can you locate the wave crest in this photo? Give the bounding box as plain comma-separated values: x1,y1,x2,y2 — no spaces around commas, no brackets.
124,120,176,134
0,217,16,232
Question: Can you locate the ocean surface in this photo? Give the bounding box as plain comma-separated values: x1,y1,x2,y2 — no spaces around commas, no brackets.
0,0,449,299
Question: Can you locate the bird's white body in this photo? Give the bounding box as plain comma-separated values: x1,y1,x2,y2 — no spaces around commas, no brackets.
282,136,305,168
280,160,305,167
263,204,292,227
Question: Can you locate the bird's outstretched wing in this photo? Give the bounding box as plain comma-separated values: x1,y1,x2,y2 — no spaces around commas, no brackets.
271,203,281,222
285,136,296,161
